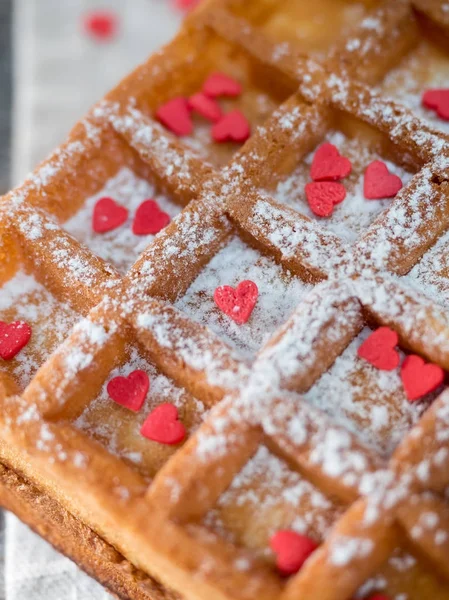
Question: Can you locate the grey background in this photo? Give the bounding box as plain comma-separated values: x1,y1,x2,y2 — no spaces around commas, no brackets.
0,0,12,193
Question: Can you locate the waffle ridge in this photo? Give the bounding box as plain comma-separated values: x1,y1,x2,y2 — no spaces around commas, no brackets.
1,1,449,599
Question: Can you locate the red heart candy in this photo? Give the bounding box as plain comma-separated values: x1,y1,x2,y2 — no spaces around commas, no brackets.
357,327,400,371
212,110,250,143
132,200,170,236
401,355,444,402
156,97,193,137
84,11,118,41
305,182,346,218
141,403,186,445
174,0,201,11
422,88,449,121
92,197,128,233
214,280,258,325
0,321,32,360
364,160,403,200
107,370,149,412
203,72,242,98
270,530,318,576
310,143,352,182
188,92,222,122
367,596,390,600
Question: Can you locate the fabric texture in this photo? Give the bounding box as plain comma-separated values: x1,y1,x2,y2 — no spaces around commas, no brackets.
5,512,110,599
0,0,12,194
7,1,180,597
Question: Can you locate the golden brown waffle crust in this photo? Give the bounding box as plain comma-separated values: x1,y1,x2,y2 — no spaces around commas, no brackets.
2,1,449,600
0,459,177,600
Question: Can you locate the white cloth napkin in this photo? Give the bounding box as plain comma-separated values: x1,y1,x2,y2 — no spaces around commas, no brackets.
5,513,111,599
8,0,180,597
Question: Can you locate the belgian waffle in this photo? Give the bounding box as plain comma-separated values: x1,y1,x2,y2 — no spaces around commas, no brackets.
1,1,449,599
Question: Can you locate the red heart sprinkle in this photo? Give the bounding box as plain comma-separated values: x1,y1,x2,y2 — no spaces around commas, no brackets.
357,327,400,371
203,72,242,98
0,321,32,360
188,92,222,122
364,160,403,200
132,200,170,236
174,0,201,11
422,88,449,121
83,11,118,41
156,97,193,137
305,181,346,217
214,280,258,325
401,355,444,402
310,143,352,182
107,371,149,412
367,596,390,600
212,110,250,143
270,530,318,576
141,403,186,445
93,197,128,233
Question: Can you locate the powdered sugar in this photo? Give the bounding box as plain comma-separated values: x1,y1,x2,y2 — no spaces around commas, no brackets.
183,122,213,160
135,302,249,391
381,41,449,135
8,129,100,209
248,196,348,280
17,211,44,241
7,201,120,292
101,102,205,195
304,327,427,456
175,236,312,359
193,282,381,496
204,445,341,552
255,281,362,391
64,167,181,274
329,535,374,566
355,153,449,275
403,228,449,310
126,193,231,298
0,271,79,389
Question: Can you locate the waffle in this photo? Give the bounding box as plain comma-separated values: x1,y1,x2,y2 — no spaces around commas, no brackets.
1,1,449,599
